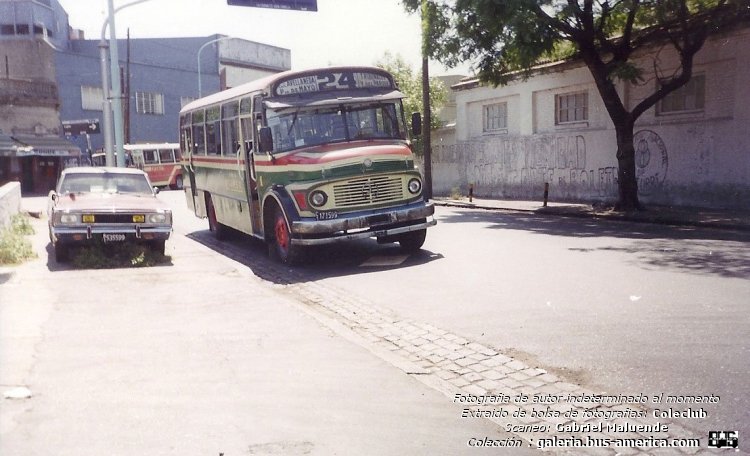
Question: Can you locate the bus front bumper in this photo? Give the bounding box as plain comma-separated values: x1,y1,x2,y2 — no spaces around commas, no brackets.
290,201,436,246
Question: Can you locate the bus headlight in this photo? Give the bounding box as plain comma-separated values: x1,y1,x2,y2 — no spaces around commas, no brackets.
309,190,328,207
408,178,422,194
60,213,79,224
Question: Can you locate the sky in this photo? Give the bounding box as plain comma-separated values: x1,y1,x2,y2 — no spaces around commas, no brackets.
56,0,473,77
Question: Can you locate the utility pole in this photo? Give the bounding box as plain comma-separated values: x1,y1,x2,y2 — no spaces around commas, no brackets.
421,0,433,200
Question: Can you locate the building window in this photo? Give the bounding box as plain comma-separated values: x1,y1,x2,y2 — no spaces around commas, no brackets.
180,97,196,108
81,86,103,111
135,91,164,115
556,91,588,124
658,75,705,114
483,103,507,132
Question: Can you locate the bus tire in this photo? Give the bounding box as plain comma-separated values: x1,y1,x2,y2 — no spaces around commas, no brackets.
398,229,426,253
206,194,228,241
172,175,183,190
269,207,303,265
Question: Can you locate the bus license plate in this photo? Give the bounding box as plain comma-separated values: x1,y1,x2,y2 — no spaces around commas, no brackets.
103,234,126,243
316,211,338,220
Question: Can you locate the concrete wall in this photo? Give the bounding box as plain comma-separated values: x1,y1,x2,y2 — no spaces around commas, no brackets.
0,181,22,230
433,27,750,209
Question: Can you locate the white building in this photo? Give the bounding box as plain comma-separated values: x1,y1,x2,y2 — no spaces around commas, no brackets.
432,25,750,209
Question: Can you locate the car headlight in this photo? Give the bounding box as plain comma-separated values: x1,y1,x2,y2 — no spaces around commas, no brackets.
408,178,422,194
147,212,170,224
59,213,79,224
309,190,328,208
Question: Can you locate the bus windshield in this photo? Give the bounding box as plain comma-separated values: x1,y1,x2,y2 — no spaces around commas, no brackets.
266,101,406,153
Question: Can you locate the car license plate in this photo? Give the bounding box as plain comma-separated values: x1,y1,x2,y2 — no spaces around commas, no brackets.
102,234,126,243
316,211,338,220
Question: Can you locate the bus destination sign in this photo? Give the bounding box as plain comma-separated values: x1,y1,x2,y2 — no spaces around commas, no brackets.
227,0,317,11
274,70,393,96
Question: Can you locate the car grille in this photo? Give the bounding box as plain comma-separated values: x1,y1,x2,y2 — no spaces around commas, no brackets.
87,213,144,223
333,176,403,208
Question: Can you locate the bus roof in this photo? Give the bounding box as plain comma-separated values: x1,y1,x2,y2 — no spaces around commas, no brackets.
180,65,398,115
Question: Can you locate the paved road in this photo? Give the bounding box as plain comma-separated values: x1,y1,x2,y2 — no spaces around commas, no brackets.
3,191,747,455
1,193,534,456
161,190,748,454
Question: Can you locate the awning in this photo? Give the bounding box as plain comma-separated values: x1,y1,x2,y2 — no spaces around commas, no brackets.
11,135,81,157
0,132,21,156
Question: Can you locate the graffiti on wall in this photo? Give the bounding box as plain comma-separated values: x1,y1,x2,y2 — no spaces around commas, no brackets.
633,129,668,197
434,134,618,199
433,130,670,200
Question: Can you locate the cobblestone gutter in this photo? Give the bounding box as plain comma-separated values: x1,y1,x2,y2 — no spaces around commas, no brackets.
196,233,717,456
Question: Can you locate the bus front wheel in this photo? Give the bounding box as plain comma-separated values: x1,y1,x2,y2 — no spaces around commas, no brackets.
399,229,427,253
269,208,303,265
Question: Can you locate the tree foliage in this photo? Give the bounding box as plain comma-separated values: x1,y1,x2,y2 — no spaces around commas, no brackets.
403,0,750,209
375,52,447,133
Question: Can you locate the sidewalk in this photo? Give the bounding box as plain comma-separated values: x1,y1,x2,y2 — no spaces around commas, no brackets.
433,196,750,231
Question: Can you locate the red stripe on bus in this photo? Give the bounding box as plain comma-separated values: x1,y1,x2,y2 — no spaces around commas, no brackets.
254,145,410,166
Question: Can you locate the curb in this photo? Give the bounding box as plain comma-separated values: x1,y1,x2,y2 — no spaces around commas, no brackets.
433,200,749,232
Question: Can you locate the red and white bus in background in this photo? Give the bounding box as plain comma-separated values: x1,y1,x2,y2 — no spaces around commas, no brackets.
126,143,183,189
91,143,183,189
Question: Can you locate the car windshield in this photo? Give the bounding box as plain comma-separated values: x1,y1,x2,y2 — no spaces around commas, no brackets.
59,173,153,195
266,101,406,153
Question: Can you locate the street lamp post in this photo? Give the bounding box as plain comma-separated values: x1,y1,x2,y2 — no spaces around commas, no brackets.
198,36,238,98
100,0,159,167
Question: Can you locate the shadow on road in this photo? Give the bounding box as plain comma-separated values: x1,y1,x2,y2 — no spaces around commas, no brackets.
438,209,750,279
186,228,443,285
42,241,174,271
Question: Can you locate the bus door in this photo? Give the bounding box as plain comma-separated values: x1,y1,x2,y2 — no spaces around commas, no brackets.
240,96,261,235
181,114,198,212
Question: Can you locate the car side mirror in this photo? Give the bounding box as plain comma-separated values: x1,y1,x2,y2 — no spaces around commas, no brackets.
49,190,57,202
259,126,274,153
411,112,422,136
153,186,160,194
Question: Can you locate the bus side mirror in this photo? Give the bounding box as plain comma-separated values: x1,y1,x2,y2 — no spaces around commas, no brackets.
259,126,273,153
411,112,422,136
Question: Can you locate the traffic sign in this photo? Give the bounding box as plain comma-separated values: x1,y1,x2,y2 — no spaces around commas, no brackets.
227,0,317,11
62,119,101,136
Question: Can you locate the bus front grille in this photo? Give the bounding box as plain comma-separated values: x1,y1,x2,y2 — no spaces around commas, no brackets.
333,176,403,208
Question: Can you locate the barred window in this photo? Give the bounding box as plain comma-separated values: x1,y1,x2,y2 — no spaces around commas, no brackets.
483,103,507,132
81,86,104,111
659,75,705,114
135,91,164,115
556,92,588,124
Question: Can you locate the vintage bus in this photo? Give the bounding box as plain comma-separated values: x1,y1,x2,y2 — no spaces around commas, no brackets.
126,143,183,189
91,143,183,189
179,66,436,264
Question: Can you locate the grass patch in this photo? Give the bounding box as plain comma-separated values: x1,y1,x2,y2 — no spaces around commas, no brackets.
71,242,168,269
0,213,37,265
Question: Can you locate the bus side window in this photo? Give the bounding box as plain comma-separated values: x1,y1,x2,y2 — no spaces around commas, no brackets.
144,150,158,165
159,148,174,164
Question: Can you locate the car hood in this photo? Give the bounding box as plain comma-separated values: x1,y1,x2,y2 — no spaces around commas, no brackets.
53,193,169,212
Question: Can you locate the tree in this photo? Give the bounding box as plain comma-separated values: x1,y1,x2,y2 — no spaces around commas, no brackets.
403,0,750,210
